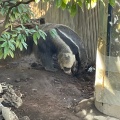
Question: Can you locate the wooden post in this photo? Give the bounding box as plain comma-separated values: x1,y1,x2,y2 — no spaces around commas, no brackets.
95,0,120,118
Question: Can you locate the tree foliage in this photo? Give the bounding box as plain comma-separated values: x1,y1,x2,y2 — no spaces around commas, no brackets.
0,0,47,59
0,0,116,59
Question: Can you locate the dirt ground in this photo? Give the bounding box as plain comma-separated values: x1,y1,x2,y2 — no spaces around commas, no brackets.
0,55,96,120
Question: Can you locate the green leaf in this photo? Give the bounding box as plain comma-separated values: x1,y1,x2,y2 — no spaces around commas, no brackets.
22,5,28,12
66,4,71,11
9,39,16,44
24,29,30,35
1,32,10,40
55,0,62,8
8,41,15,51
4,46,9,59
109,0,115,6
33,33,38,45
0,38,6,42
35,0,40,3
5,32,10,40
70,4,77,16
85,0,91,9
21,35,26,42
21,24,26,30
4,2,9,6
35,25,39,31
9,50,14,58
16,40,20,48
19,43,23,51
22,42,28,49
17,6,22,13
14,12,19,19
39,30,47,40
12,7,18,14
0,8,6,15
36,32,40,40
61,2,66,10
1,41,8,47
17,34,23,40
30,29,36,33
16,27,22,31
10,1,16,4
9,15,15,22
90,0,97,9
77,1,83,8
49,29,58,38
12,34,17,38
63,0,69,4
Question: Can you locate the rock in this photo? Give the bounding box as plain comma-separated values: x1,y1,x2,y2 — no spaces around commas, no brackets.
29,77,33,80
15,90,23,98
31,62,38,68
75,97,119,120
0,98,4,103
0,104,3,112
15,78,21,83
75,97,94,112
1,83,23,108
2,107,19,120
76,110,87,118
2,91,23,108
32,89,37,92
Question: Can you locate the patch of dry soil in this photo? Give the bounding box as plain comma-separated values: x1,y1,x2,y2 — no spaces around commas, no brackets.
0,56,95,120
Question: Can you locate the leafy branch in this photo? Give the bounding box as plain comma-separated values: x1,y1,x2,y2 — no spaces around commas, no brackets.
0,0,35,34
0,0,47,59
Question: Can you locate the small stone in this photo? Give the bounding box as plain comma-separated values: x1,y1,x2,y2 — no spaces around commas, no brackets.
31,62,38,67
76,110,86,118
29,77,33,80
2,107,19,120
15,78,21,82
32,89,37,92
67,104,71,109
15,90,23,97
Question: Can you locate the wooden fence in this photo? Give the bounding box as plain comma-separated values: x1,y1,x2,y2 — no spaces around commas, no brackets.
30,2,100,64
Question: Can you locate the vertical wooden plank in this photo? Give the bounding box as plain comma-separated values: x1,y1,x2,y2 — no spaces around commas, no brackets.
91,9,95,62
94,5,99,61
82,6,87,56
86,8,90,60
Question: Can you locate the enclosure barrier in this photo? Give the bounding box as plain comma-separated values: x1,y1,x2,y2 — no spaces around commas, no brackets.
95,0,120,118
